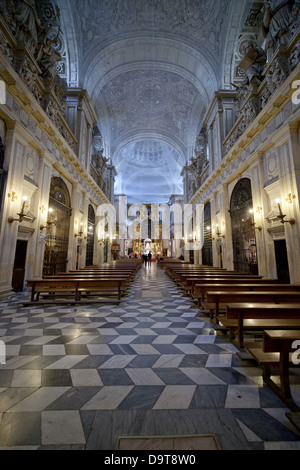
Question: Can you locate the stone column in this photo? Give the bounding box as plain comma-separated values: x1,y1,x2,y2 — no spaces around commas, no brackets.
250,154,269,278
277,132,300,284
78,193,89,269
0,122,27,297
31,152,54,279
67,182,78,271
210,195,219,267
222,183,234,270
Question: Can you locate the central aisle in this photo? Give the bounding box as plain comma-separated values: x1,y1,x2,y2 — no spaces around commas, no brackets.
0,261,299,450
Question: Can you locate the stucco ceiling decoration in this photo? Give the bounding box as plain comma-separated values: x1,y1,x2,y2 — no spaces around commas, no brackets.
61,0,254,204
72,0,229,56
99,69,200,148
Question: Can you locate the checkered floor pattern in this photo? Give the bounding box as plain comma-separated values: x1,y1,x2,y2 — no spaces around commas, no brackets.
0,262,300,449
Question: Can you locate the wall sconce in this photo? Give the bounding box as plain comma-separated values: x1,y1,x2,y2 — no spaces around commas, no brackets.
84,225,93,240
275,199,295,225
286,193,296,204
249,209,262,230
213,224,225,240
8,191,18,202
8,196,29,224
40,208,57,231
75,222,84,238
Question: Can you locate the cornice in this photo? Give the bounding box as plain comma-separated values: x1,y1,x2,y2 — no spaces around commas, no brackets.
189,63,300,205
0,53,109,207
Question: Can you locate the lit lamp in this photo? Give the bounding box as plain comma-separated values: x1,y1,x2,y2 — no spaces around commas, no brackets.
275,198,295,225
213,223,225,239
75,222,84,238
249,209,262,230
40,208,57,231
8,195,29,223
39,204,46,214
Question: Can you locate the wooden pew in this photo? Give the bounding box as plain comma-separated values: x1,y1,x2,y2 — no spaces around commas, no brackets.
174,271,249,284
183,276,268,298
192,282,292,303
248,330,300,411
166,269,228,282
181,275,264,296
221,303,300,348
192,279,280,301
205,290,300,323
27,277,127,302
43,274,131,292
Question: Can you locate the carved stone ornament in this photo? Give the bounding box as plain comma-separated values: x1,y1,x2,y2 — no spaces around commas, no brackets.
262,0,300,59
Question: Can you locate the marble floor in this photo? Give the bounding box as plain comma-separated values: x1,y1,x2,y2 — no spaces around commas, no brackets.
0,262,300,450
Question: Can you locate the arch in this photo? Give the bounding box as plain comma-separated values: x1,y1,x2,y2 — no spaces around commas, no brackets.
43,177,71,275
49,176,71,210
57,0,80,86
84,37,219,106
229,178,258,274
220,0,257,89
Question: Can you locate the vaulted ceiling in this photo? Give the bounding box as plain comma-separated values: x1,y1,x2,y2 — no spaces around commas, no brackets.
58,0,254,204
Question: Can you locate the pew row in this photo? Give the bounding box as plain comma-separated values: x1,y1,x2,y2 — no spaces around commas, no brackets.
192,283,295,304
219,303,300,348
204,290,300,323
27,278,127,302
248,330,300,411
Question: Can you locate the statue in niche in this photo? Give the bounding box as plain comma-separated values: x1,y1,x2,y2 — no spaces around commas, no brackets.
36,28,62,78
6,0,45,56
98,151,109,179
92,150,109,179
238,39,267,87
262,0,300,59
188,150,207,195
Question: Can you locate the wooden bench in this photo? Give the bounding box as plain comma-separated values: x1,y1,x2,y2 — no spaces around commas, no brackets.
220,303,300,348
189,277,276,299
205,291,300,323
167,269,225,282
248,330,300,411
192,282,295,303
46,272,132,281
27,277,127,302
181,275,265,297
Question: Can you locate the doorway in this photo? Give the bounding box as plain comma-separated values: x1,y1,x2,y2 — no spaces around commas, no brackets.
12,240,28,292
274,239,290,283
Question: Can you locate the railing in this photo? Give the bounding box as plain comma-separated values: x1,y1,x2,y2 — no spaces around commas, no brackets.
224,28,300,154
